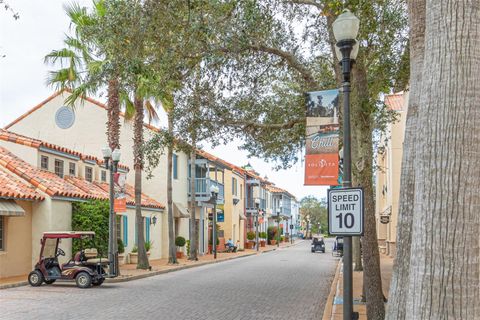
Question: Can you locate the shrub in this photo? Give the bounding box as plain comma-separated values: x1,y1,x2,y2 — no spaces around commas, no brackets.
267,226,278,241
247,231,256,241
72,200,109,257
144,241,153,252
209,237,220,245
259,232,267,239
117,239,125,254
186,240,190,254
131,245,138,253
175,236,186,247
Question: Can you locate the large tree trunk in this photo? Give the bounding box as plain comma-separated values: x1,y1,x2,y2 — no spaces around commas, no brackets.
133,95,149,270
351,61,385,320
403,1,480,318
188,142,198,260
107,77,121,150
167,111,177,264
386,0,425,318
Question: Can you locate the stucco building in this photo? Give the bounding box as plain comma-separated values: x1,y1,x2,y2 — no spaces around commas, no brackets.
375,91,408,257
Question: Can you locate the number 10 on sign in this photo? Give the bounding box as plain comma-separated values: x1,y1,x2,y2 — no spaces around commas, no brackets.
328,188,364,236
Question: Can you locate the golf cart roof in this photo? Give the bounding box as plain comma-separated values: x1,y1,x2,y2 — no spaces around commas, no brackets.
42,231,95,239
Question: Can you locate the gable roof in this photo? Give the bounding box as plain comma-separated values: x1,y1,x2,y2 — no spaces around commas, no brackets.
0,146,164,209
0,129,129,171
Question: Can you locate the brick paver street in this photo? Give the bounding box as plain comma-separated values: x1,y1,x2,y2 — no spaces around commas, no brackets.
0,240,338,320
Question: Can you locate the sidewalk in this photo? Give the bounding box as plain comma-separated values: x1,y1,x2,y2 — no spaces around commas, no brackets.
322,254,394,320
0,240,301,289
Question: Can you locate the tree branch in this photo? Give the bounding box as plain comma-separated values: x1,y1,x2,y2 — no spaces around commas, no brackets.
288,0,323,10
215,118,304,130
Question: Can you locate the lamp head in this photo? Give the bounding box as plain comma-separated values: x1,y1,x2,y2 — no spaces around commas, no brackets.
111,149,121,162
254,198,260,205
332,9,360,43
101,146,112,158
210,185,220,195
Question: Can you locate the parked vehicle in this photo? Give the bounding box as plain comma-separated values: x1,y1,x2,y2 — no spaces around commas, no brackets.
28,231,109,289
311,237,326,253
332,236,344,257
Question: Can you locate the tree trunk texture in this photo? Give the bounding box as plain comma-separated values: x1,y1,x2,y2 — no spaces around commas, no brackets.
404,1,480,318
188,144,198,260
107,78,121,150
133,95,149,270
351,62,385,320
167,111,177,264
353,236,363,271
386,0,425,319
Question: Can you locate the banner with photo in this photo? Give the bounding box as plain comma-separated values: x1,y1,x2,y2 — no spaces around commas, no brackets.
304,89,340,186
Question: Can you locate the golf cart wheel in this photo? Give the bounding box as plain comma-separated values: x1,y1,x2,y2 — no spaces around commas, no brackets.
28,270,44,287
44,279,56,285
75,272,92,289
92,278,104,286
311,249,315,253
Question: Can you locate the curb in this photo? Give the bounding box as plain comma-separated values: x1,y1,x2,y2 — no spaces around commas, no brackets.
322,260,342,320
0,281,29,290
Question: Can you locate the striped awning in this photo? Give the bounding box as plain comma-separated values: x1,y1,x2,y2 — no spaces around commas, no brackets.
0,199,25,216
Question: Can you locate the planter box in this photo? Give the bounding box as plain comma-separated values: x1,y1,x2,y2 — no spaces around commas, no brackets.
269,240,277,245
176,251,184,259
260,240,266,247
245,242,254,249
118,254,125,265
128,252,150,264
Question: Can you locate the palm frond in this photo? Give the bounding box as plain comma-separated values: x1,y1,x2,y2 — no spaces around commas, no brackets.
144,100,160,124
120,90,135,122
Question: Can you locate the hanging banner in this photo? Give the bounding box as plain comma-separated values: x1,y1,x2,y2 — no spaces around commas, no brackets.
113,172,127,213
305,89,340,186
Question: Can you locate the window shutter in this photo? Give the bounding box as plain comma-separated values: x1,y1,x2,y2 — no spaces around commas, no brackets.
173,154,178,179
145,217,151,243
123,215,128,246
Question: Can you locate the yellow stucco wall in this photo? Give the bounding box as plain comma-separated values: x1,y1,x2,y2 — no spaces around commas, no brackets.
0,201,33,278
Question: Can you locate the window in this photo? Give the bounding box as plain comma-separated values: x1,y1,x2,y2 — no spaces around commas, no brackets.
54,159,64,178
116,216,122,241
173,154,178,179
0,216,3,250
85,166,93,182
101,170,107,182
41,156,49,170
69,162,76,176
232,177,237,196
240,184,243,199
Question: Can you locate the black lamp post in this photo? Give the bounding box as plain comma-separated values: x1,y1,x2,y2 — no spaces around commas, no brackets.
102,146,121,277
210,184,219,259
333,9,360,320
254,198,260,251
277,200,282,247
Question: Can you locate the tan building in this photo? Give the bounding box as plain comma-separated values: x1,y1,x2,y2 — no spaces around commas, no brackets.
0,130,164,279
375,91,408,257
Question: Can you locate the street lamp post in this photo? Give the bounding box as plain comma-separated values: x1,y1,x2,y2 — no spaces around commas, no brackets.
254,198,260,251
333,9,360,320
210,185,219,259
102,146,121,277
277,200,282,247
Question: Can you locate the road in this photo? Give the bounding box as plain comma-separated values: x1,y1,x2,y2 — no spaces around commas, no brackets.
0,239,339,320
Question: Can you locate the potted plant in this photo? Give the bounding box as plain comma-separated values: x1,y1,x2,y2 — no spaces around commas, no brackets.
259,232,267,247
208,237,219,253
246,231,256,249
129,245,138,264
117,239,125,265
145,241,152,257
268,226,278,245
175,236,186,259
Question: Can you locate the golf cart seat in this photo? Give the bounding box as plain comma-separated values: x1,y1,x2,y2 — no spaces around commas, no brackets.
84,248,98,258
85,258,109,265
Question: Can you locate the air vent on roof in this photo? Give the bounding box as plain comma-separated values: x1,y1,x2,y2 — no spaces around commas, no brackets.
55,106,75,129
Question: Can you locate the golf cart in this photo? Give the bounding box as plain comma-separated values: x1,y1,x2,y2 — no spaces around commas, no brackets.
28,231,109,288
311,237,326,253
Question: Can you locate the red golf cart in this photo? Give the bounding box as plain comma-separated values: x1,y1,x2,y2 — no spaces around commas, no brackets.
28,231,110,288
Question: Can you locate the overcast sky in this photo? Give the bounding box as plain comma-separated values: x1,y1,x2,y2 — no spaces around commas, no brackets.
0,0,328,201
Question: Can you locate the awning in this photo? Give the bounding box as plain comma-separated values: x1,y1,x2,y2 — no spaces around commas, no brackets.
174,202,190,218
0,200,25,216
239,212,247,220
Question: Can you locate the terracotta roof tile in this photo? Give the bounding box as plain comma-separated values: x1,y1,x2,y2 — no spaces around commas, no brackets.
0,147,164,209
0,129,129,171
385,92,405,111
95,182,165,209
0,168,44,201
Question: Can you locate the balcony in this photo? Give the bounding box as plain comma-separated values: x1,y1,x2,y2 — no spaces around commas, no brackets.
188,178,224,204
246,196,266,213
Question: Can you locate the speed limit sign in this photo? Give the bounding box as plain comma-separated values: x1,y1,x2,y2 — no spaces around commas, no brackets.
328,188,364,235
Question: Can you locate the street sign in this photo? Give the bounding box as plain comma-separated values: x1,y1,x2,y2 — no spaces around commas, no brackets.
290,224,294,229
328,188,364,235
217,212,224,223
